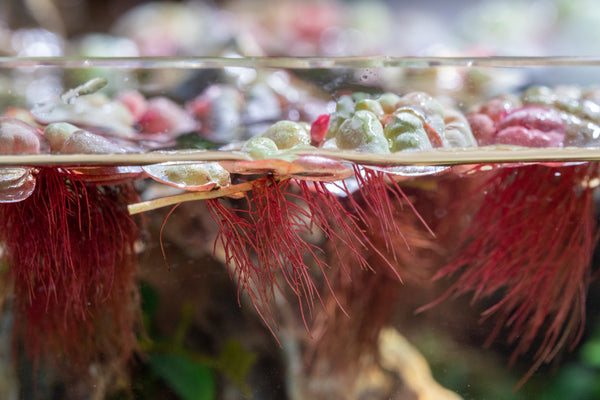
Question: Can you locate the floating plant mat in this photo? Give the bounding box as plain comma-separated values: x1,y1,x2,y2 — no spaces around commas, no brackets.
1,146,600,166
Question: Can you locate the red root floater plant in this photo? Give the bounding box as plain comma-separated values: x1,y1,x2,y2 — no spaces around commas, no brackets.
305,181,442,376
420,100,600,385
208,176,329,333
422,162,600,385
139,108,440,343
0,168,141,370
205,167,428,335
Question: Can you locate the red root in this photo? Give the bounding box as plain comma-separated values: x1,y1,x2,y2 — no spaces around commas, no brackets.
0,168,141,368
206,196,279,333
207,177,330,333
250,178,329,329
305,183,440,374
296,180,385,279
349,165,433,272
207,171,431,336
306,264,401,376
423,162,599,385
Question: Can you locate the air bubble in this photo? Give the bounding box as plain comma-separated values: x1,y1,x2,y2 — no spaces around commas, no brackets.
360,69,371,81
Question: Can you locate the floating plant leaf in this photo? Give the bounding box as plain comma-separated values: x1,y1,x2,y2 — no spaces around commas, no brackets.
143,162,230,191
495,106,565,147
321,91,475,157
219,158,303,176
240,136,279,160
137,97,198,135
384,111,432,152
0,167,36,203
32,92,135,138
149,353,215,400
44,126,129,154
220,154,351,182
310,114,330,145
69,166,144,184
522,85,600,146
43,122,134,154
288,155,353,182
335,110,389,153
260,120,311,149
0,117,41,154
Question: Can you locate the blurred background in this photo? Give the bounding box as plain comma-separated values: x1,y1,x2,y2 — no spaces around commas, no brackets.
2,0,600,58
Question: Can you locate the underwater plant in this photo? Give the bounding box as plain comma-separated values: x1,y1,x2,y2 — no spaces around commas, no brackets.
0,93,144,388
190,122,433,334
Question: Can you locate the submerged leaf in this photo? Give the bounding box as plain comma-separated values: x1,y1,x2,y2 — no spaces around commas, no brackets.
149,353,215,400
143,162,230,191
214,339,256,395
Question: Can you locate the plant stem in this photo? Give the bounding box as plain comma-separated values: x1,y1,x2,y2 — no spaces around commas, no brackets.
128,181,255,214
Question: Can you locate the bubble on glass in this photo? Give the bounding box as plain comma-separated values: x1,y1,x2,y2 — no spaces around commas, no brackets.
360,68,371,81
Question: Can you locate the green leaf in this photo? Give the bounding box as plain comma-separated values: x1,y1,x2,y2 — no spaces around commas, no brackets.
175,133,221,150
139,281,160,318
214,339,257,395
149,353,215,400
581,340,600,368
538,365,597,400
